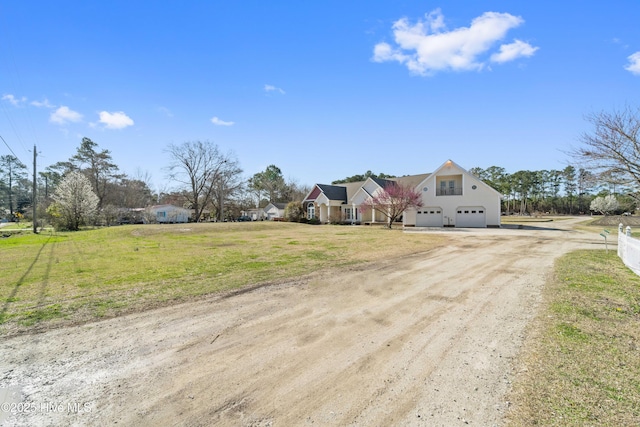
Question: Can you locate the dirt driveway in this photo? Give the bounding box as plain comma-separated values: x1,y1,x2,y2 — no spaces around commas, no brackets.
1,218,601,426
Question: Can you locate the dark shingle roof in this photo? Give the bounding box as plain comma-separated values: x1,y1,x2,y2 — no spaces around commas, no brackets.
317,184,348,202
370,177,394,187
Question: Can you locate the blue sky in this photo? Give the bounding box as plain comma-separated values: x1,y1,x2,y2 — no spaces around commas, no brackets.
2,1,639,191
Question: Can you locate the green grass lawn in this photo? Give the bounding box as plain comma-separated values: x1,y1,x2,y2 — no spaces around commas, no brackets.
507,250,640,426
0,221,444,335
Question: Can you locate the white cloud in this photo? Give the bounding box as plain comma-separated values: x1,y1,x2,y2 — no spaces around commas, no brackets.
98,111,134,129
625,52,640,75
491,39,539,63
50,106,83,125
373,9,538,75
264,84,285,94
31,98,55,108
2,94,27,106
211,116,235,126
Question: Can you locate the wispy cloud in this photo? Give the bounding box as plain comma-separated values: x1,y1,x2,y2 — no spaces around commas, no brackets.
625,51,640,75
98,111,134,129
50,106,83,125
31,98,55,108
491,39,539,63
211,116,235,126
372,9,538,75
2,94,27,106
157,106,174,118
264,84,285,94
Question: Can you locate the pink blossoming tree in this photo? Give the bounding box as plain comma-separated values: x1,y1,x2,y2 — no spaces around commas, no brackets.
360,182,423,228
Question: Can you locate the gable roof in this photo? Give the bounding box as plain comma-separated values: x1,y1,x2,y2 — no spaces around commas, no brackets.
265,202,287,210
416,159,503,198
305,161,497,204
392,173,431,189
149,204,190,212
370,177,394,188
318,184,347,201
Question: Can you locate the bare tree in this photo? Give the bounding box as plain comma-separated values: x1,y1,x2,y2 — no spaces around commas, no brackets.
572,105,640,200
360,182,423,228
210,156,243,221
283,178,311,203
165,140,235,222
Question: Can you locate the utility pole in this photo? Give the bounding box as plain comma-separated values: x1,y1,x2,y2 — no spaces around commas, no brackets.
32,145,37,234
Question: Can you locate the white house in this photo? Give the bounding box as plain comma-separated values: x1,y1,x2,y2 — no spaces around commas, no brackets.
303,160,501,228
403,160,502,228
147,204,191,223
264,202,287,220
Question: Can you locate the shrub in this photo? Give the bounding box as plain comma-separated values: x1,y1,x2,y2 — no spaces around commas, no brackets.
285,201,305,222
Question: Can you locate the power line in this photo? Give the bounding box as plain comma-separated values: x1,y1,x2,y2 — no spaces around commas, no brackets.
0,133,24,163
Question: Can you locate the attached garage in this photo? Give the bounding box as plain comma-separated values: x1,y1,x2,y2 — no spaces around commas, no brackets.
456,207,486,228
416,207,443,227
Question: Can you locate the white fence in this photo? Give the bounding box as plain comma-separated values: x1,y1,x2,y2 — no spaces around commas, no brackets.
617,223,640,276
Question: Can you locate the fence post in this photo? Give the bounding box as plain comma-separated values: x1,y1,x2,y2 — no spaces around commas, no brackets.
627,226,632,237
619,223,624,257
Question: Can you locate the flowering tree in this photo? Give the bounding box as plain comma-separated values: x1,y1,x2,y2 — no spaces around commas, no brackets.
590,195,619,215
49,171,99,231
360,182,423,228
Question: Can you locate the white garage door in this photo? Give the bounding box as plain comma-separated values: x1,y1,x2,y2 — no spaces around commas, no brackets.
416,208,443,227
456,207,486,228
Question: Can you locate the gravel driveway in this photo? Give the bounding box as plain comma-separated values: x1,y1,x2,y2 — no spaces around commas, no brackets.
0,218,600,426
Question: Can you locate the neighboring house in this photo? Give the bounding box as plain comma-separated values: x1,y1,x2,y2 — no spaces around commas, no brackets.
147,204,191,223
303,159,501,228
264,202,287,220
242,208,266,221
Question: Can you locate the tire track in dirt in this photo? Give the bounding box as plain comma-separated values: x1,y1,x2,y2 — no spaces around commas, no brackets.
134,234,555,425
0,220,598,426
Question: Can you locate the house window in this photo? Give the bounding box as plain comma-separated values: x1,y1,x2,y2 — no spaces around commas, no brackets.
345,208,352,220
437,176,462,196
307,204,315,219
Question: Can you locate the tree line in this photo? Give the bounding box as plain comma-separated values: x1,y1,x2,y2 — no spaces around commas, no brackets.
472,105,640,216
2,105,640,229
465,165,632,215
0,138,310,230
